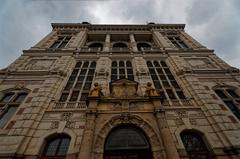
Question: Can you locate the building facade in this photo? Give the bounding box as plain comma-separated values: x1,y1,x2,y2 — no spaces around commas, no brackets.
0,23,240,159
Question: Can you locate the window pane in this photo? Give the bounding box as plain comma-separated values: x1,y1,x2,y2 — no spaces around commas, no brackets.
64,81,74,90
83,82,92,90
57,138,70,156
50,42,60,48
45,138,60,156
82,62,89,68
88,69,95,75
80,69,87,75
226,89,239,98
112,69,117,75
14,93,28,103
126,61,132,67
80,93,89,101
69,91,79,101
127,75,134,81
119,61,124,67
78,75,85,81
153,61,160,67
60,93,69,102
215,90,228,98
59,42,68,48
90,62,96,68
86,76,94,82
112,61,117,67
176,91,186,99
75,62,82,68
166,89,176,99
119,69,125,74
160,61,167,67
127,69,133,75
147,61,153,67
0,107,17,128
153,81,162,89
74,82,82,89
1,93,14,103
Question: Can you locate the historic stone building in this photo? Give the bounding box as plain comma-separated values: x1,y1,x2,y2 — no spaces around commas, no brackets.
0,22,239,159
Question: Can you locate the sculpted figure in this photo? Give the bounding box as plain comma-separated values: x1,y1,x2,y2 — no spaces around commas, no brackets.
145,82,160,97
89,82,103,97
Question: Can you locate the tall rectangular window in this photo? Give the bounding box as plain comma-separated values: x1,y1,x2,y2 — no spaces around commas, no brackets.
147,60,186,102
111,61,134,81
167,36,188,49
59,61,96,104
50,36,72,49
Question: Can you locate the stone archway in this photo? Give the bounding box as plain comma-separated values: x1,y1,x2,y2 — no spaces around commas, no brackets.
93,115,165,159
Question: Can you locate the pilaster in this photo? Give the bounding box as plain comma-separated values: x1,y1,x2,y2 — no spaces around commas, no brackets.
130,34,138,52
103,34,111,52
152,31,172,49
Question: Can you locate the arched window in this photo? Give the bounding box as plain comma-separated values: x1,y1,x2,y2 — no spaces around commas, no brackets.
104,125,153,159
137,42,151,51
214,88,240,120
89,42,103,51
42,134,71,158
0,90,28,128
181,131,210,159
112,42,128,48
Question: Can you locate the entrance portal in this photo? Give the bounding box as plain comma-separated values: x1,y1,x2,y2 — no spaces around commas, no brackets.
104,125,153,159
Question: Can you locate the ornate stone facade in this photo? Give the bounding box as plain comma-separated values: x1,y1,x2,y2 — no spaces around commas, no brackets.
0,23,239,159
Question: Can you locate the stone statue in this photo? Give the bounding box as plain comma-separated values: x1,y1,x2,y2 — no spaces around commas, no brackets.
145,82,160,97
89,82,103,97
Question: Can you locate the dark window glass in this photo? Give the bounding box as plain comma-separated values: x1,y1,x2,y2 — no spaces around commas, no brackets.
127,75,134,81
156,68,163,74
181,132,209,159
69,75,76,81
154,81,161,89
82,62,89,68
215,90,227,98
153,61,160,67
0,93,14,103
176,91,186,99
80,93,89,101
119,61,124,67
0,107,17,128
127,69,133,75
77,76,85,81
83,82,92,90
50,41,60,49
75,62,82,68
88,69,95,75
112,61,117,67
14,93,28,103
149,69,155,75
226,89,239,98
69,91,79,101
160,61,167,67
80,69,87,75
112,69,117,75
126,61,132,67
43,135,70,157
60,93,69,102
86,76,94,82
166,89,176,99
59,42,68,48
90,62,96,68
119,69,125,74
171,81,180,89
147,61,153,67
163,81,170,87
74,82,82,89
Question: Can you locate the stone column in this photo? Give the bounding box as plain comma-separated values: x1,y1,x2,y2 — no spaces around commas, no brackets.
69,30,87,48
78,100,98,159
151,99,180,159
103,34,111,52
130,34,138,52
32,30,57,48
152,31,172,49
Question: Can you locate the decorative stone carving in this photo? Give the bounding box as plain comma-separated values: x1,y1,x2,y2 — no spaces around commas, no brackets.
89,82,103,97
51,121,59,129
145,82,160,97
25,59,55,70
61,112,73,121
14,81,26,89
66,121,75,128
185,58,215,69
110,79,138,98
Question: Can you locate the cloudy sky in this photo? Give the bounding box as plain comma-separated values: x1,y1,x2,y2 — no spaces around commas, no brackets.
0,0,239,69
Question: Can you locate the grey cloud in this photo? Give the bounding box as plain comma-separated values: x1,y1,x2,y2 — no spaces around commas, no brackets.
0,0,239,69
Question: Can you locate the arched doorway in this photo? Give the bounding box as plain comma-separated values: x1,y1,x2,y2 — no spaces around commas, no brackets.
104,125,153,159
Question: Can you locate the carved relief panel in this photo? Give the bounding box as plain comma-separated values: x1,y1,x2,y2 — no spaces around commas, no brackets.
185,57,217,69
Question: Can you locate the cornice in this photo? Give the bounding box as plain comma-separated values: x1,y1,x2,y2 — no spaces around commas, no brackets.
51,23,185,31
